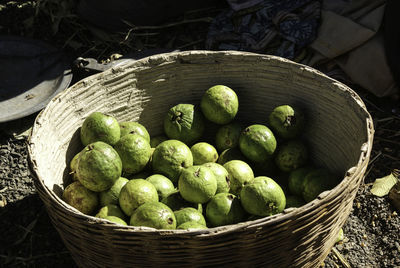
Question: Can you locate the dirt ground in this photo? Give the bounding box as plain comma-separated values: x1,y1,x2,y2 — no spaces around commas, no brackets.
1,1,400,267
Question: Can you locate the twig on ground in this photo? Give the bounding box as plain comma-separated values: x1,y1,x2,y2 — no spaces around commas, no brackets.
382,153,400,162
368,151,382,166
122,17,214,31
177,39,205,49
374,137,400,146
331,247,351,268
12,217,38,247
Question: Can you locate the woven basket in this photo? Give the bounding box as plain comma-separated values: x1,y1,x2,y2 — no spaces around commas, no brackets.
27,51,374,268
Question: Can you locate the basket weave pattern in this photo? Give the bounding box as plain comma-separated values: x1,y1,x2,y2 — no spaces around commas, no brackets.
28,51,373,267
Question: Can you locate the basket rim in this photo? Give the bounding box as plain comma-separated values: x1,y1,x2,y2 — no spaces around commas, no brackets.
27,50,375,236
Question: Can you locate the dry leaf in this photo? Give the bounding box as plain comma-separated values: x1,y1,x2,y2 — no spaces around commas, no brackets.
370,172,399,197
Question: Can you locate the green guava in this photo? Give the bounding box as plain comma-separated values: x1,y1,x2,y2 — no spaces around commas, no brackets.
191,142,218,165
118,179,159,216
95,204,127,220
268,105,305,139
202,162,230,194
130,202,177,230
119,121,150,142
285,195,306,208
223,160,254,195
240,176,286,217
62,181,99,215
144,147,155,172
239,124,277,163
69,150,82,181
174,207,207,227
80,112,120,146
127,171,152,180
178,165,217,204
103,216,128,226
217,147,247,165
200,85,239,124
99,177,129,207
163,103,205,145
274,140,308,173
288,166,314,197
150,135,168,148
76,141,122,192
215,122,242,152
146,174,176,200
114,134,152,175
152,139,193,183
160,191,200,212
177,221,207,230
302,169,339,203
205,192,246,227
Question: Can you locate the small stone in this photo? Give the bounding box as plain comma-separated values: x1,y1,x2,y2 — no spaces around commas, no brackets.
395,242,400,252
0,196,6,207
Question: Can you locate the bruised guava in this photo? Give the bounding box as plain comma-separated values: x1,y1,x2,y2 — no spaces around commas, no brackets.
223,160,254,196
163,103,205,145
274,140,308,173
191,142,218,165
202,162,230,194
146,174,176,200
205,192,246,227
62,181,99,215
80,112,120,146
119,179,159,216
130,202,177,230
99,177,129,207
119,121,150,142
240,176,286,217
178,165,217,204
268,105,305,140
215,122,242,152
113,134,152,175
239,124,277,163
152,140,193,183
76,141,122,192
200,85,239,125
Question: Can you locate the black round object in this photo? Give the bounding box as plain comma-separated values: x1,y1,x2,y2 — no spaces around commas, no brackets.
0,35,72,123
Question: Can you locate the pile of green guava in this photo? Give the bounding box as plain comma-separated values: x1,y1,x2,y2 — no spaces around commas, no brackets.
62,85,339,230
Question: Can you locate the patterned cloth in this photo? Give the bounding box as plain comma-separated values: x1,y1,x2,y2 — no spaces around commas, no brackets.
206,0,321,61
226,0,264,11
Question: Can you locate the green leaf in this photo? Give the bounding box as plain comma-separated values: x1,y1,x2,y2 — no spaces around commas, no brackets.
371,172,399,197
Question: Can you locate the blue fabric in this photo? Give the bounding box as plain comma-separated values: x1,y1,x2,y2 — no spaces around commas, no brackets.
206,0,321,60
